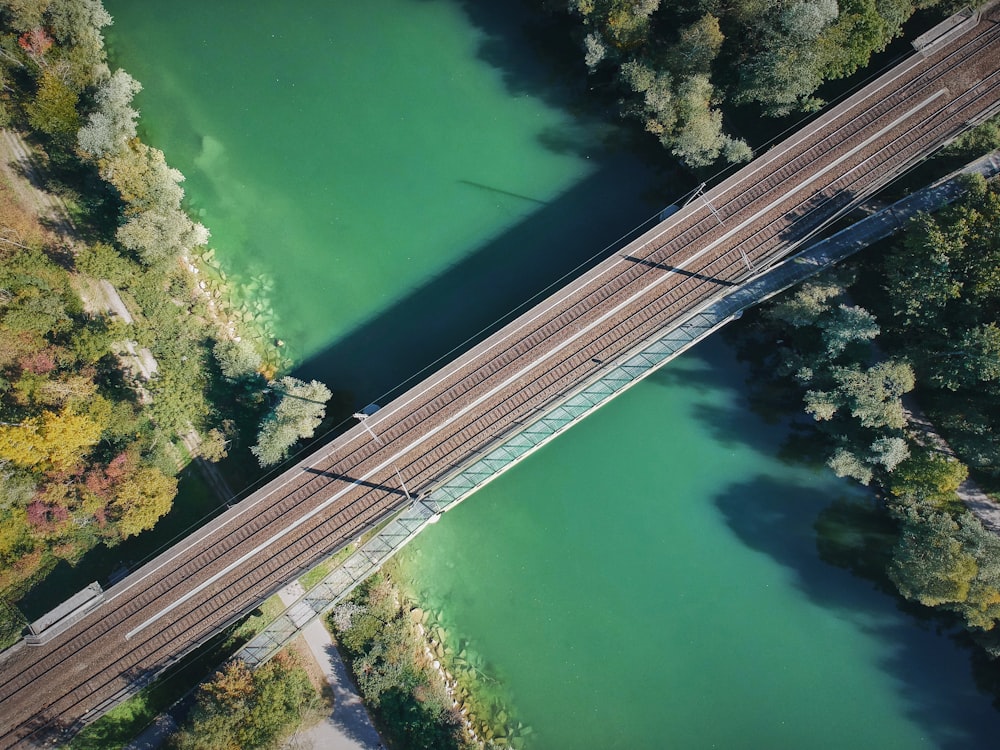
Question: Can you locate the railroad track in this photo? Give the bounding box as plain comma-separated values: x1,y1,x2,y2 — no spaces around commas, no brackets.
2,5,999,746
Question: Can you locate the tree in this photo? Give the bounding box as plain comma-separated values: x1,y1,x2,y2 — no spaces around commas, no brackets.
100,140,185,212
115,207,209,265
765,279,843,328
46,0,112,48
890,504,978,608
2,1,50,32
926,323,1000,391
870,436,909,472
818,304,879,357
213,338,262,380
251,377,331,467
889,450,968,505
0,407,102,471
583,32,607,71
669,14,724,75
890,502,1000,631
801,360,915,430
77,69,141,158
0,599,26,650
172,654,317,750
831,360,915,430
110,466,176,538
199,424,232,463
817,0,910,79
17,27,52,65
668,74,731,167
828,447,873,485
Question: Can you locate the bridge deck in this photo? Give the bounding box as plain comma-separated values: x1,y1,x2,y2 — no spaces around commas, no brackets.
2,5,1000,746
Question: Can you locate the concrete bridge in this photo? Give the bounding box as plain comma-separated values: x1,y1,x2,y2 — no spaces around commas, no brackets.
2,4,1000,746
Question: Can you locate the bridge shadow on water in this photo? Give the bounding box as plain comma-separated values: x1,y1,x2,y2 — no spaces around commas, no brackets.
294,149,682,415
291,0,685,408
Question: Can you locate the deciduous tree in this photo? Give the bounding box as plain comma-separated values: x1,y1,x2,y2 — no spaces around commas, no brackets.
0,407,102,471
111,466,176,538
77,68,140,158
251,377,331,467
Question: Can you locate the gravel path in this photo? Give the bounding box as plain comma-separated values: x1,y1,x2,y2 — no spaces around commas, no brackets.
277,582,385,750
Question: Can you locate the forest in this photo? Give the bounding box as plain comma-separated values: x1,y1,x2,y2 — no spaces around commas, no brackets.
552,0,958,166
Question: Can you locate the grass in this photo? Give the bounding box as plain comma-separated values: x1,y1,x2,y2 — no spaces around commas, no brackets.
67,627,238,750
297,511,401,593
68,689,160,750
229,593,286,644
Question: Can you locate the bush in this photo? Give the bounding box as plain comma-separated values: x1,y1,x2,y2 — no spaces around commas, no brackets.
171,653,320,750
0,600,26,649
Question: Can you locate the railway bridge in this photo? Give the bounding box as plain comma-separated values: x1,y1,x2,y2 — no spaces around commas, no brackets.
2,5,1000,746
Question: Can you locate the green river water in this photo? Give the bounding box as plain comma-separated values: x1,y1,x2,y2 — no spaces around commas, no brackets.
102,1,1000,747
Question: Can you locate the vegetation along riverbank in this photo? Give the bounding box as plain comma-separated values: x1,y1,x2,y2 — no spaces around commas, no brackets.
0,0,332,646
730,125,1000,658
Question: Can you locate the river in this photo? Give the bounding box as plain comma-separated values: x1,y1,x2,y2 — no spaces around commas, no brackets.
103,1,1000,747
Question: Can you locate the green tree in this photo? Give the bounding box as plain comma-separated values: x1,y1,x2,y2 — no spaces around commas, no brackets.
199,424,231,463
890,503,978,607
765,279,843,328
1,0,51,32
77,68,141,158
831,360,915,430
889,450,968,505
925,323,1000,391
669,14,724,75
802,360,915,430
172,654,318,750
214,338,262,380
818,304,879,357
26,68,79,142
890,502,1000,631
827,447,874,485
251,377,331,467
115,207,210,265
0,599,26,649
668,74,733,167
100,140,185,212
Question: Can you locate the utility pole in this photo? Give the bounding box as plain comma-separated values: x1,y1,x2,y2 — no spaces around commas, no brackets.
394,466,412,502
687,183,752,273
352,412,384,446
686,183,725,227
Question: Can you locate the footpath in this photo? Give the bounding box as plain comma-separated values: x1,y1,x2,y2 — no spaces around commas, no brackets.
277,582,385,750
123,581,384,750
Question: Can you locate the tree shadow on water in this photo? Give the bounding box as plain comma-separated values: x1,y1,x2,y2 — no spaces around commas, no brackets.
714,474,1000,748
644,344,794,457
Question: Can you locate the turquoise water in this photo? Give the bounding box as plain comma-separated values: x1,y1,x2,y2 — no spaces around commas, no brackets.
397,340,1000,749
102,2,1000,748
104,0,666,394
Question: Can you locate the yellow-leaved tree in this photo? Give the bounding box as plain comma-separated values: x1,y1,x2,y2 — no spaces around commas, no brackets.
111,467,177,539
0,408,103,472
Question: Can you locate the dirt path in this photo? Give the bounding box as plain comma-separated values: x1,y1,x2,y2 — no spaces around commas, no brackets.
0,129,76,238
903,397,1000,531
